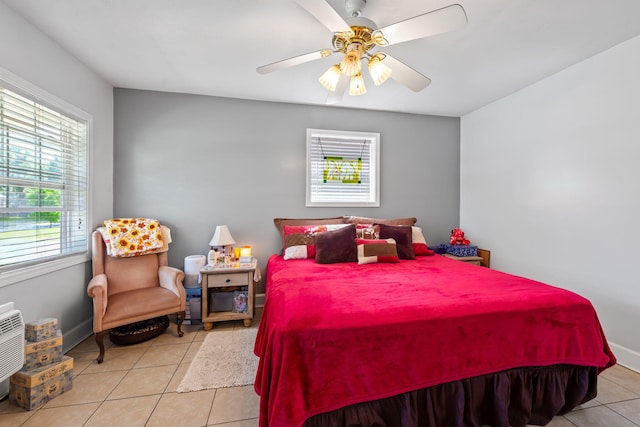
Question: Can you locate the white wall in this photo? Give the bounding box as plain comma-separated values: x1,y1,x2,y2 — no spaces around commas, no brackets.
0,2,114,351
460,35,640,371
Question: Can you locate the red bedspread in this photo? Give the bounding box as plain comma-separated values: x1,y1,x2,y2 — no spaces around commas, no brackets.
254,255,615,427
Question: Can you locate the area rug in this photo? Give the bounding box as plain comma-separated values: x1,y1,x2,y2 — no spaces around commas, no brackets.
177,327,258,392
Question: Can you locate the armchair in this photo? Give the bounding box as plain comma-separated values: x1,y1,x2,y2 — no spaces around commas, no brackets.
87,229,186,363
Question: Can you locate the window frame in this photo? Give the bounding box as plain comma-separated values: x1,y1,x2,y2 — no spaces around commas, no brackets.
0,67,92,288
306,128,380,207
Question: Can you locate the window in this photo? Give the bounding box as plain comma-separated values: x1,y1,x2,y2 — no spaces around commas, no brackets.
306,128,380,207
0,81,89,274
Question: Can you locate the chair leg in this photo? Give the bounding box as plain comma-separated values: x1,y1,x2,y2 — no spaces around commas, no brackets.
176,311,185,337
95,330,109,364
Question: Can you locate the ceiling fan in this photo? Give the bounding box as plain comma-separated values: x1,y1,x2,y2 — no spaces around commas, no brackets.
256,0,468,102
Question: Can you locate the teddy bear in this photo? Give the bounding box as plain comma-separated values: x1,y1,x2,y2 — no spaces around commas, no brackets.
450,227,471,246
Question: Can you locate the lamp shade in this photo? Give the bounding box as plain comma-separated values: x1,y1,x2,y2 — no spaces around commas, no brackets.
368,54,392,86
349,73,367,96
319,65,341,91
209,225,236,247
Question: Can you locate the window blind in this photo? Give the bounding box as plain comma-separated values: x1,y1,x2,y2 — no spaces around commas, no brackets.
0,86,88,269
307,129,379,207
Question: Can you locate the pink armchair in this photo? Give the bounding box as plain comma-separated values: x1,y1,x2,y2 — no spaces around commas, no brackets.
87,230,186,363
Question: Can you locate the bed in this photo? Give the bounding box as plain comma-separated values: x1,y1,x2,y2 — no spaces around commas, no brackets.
254,219,615,427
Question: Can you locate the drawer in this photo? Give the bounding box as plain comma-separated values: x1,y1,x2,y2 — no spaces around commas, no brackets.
207,272,250,287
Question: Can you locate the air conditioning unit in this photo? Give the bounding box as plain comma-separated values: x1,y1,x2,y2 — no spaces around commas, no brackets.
0,302,25,383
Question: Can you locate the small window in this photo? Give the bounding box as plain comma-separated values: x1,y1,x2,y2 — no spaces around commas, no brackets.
0,82,89,273
306,128,380,207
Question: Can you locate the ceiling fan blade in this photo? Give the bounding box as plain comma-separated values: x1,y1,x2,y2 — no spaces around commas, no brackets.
383,54,431,92
257,49,332,74
326,73,349,104
296,0,353,35
378,4,468,46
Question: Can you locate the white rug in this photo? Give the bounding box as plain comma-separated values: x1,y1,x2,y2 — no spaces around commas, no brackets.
177,327,259,392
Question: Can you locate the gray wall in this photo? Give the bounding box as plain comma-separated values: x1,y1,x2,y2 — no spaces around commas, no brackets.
0,2,114,351
114,89,461,292
461,35,640,371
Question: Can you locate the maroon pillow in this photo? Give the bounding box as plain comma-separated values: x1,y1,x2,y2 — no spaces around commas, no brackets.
377,224,415,260
315,224,357,264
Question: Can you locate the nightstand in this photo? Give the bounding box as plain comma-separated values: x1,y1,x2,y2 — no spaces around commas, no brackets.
443,248,490,267
200,259,257,330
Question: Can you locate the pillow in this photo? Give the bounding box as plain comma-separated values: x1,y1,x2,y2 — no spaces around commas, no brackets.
282,224,348,260
412,226,435,256
274,217,346,251
344,216,417,226
355,223,379,239
356,238,400,264
315,224,358,264
377,224,415,260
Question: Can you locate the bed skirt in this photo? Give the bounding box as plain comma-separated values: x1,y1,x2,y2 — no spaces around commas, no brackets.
303,364,597,427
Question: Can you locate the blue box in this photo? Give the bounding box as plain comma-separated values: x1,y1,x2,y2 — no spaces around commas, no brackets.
185,288,201,298
431,244,447,255
445,244,478,257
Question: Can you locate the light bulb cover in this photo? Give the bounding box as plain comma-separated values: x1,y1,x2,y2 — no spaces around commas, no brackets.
368,54,392,86
349,73,367,96
339,43,364,77
340,51,362,77
319,65,341,91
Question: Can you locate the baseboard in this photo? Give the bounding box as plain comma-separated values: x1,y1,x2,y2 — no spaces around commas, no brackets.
609,341,640,373
63,317,93,353
255,293,265,308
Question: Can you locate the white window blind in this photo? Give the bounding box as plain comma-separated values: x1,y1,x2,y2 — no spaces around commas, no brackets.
306,129,380,207
0,85,88,270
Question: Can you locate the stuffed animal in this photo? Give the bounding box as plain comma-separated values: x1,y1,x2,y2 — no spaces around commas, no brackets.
450,227,471,246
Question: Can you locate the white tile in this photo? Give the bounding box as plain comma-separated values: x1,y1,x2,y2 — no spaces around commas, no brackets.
565,405,636,427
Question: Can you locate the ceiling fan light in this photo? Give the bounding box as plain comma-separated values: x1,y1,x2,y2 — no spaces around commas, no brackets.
368,55,392,86
349,73,367,96
340,51,362,76
319,65,341,91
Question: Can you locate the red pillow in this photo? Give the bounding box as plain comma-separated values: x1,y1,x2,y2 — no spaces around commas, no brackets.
355,224,379,239
283,224,350,260
412,226,435,256
283,225,327,259
356,238,400,264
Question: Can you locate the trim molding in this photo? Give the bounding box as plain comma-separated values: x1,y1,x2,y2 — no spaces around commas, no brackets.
255,292,265,308
63,317,94,354
609,341,640,373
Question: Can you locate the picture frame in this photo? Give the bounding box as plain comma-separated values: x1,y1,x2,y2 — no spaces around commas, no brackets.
232,290,248,314
306,128,380,207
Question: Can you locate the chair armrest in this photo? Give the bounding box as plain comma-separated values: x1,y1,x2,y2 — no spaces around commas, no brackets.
159,266,186,309
87,274,108,332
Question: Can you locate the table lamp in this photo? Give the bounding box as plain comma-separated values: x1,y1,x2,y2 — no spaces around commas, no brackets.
209,225,236,257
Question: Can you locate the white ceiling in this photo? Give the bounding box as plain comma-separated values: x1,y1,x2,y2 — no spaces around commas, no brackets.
4,0,640,117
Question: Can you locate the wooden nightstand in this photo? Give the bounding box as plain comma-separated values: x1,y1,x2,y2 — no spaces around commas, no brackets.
200,259,256,330
443,248,490,267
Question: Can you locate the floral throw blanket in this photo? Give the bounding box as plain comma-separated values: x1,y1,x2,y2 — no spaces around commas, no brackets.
99,218,167,257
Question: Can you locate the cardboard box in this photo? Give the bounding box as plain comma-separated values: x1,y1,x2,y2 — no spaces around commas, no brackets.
10,356,73,410
25,317,58,342
24,330,63,370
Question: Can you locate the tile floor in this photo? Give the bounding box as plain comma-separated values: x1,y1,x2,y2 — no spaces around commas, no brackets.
0,308,639,427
